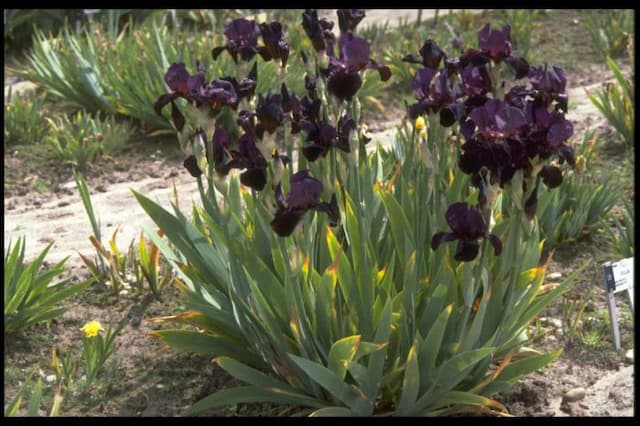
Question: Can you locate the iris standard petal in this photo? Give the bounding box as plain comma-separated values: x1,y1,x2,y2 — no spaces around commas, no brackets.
164,62,190,95
339,33,371,72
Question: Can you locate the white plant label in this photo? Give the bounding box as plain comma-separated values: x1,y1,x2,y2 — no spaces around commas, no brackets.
610,257,634,293
603,257,634,351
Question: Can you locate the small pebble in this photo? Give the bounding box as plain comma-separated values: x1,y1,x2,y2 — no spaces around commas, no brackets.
549,318,563,329
60,181,77,190
624,349,634,364
562,387,586,403
547,272,563,281
45,374,57,383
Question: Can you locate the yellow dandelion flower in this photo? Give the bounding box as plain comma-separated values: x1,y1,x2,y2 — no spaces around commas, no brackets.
82,321,103,338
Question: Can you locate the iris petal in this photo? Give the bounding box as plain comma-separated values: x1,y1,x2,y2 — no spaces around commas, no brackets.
431,231,457,250
271,208,305,237
487,234,503,256
539,165,563,189
154,92,180,116
455,240,480,262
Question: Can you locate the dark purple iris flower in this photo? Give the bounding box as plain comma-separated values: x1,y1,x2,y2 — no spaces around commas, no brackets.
523,102,575,165
476,24,530,78
302,121,337,161
337,9,366,33
335,112,356,152
211,125,235,176
320,33,391,101
407,71,463,126
323,63,363,101
289,93,322,135
477,23,512,63
234,133,268,191
403,39,446,69
431,202,502,262
207,126,268,190
455,47,490,69
164,62,197,97
504,56,530,80
301,113,355,161
529,64,567,96
271,170,339,237
155,62,254,126
528,64,568,111
458,137,512,187
302,9,335,52
220,61,258,103
190,78,239,113
257,22,289,68
154,62,203,130
255,92,289,138
212,18,260,63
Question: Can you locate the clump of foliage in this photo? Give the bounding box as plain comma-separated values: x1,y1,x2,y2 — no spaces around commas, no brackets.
3,88,49,146
581,9,634,59
137,10,582,416
4,237,92,334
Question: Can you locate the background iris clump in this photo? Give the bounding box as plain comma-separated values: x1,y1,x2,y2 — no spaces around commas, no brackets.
135,9,586,416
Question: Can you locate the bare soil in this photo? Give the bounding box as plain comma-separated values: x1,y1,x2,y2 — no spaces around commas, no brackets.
3,9,634,417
